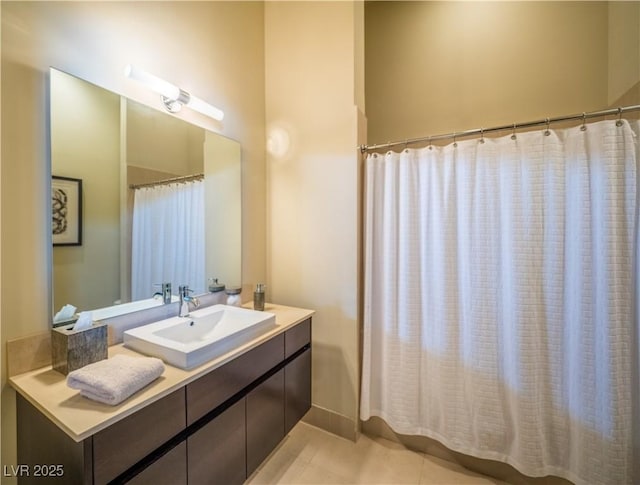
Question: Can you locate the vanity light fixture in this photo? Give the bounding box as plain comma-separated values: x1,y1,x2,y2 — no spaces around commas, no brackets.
124,64,224,121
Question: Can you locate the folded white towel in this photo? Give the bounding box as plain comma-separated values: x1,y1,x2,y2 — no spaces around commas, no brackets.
67,354,165,405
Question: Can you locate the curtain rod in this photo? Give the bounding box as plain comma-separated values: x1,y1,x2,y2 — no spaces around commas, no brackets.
129,173,204,190
359,104,640,153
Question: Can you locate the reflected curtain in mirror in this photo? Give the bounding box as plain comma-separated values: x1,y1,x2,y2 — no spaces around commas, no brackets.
131,179,205,299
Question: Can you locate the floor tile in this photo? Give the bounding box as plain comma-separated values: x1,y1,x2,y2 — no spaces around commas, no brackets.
294,462,351,485
420,455,505,485
250,422,505,485
246,448,308,485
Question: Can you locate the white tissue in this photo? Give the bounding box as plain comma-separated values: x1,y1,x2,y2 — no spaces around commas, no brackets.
72,311,94,331
53,304,77,323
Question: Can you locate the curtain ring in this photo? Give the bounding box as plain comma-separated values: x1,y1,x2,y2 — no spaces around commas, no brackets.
544,118,551,136
479,128,485,144
580,112,587,131
404,140,409,152
453,132,457,148
428,136,433,150
616,107,623,127
511,123,517,141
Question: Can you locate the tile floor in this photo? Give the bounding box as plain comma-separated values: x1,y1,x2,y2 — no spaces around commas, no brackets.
246,422,507,485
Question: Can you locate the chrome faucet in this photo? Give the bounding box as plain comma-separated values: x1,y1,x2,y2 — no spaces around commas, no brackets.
179,285,200,317
153,282,172,304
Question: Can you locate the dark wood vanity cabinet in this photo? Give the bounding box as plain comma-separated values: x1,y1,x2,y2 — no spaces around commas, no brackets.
246,370,286,476
93,388,186,484
186,333,285,426
284,318,312,435
285,347,312,434
16,395,93,485
16,317,312,485
127,442,187,485
187,398,246,485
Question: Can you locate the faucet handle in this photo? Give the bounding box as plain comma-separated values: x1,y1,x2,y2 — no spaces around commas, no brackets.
179,285,193,296
154,282,172,304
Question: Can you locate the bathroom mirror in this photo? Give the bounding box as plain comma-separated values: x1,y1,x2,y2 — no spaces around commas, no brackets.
50,68,241,322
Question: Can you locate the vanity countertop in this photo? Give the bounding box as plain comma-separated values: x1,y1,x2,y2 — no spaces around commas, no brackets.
9,303,314,443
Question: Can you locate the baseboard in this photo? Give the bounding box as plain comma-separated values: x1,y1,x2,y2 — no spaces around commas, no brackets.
302,405,358,442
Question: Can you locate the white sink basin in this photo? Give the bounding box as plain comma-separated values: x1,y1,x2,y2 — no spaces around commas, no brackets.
123,304,276,369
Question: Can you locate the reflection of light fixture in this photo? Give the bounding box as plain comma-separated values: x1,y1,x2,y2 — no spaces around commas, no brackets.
124,64,224,121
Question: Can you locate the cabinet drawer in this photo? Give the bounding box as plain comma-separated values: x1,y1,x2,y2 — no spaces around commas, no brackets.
186,334,284,425
92,389,186,484
285,318,311,358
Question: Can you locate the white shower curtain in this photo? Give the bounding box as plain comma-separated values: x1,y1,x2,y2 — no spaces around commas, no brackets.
131,180,205,300
361,119,639,485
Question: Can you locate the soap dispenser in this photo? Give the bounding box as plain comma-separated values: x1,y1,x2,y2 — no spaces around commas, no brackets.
254,284,266,311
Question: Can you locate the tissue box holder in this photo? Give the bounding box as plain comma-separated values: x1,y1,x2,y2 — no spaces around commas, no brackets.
52,322,108,375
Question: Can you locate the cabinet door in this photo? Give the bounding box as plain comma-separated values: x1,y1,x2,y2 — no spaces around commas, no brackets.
188,398,246,485
285,347,312,434
127,442,186,485
246,370,285,476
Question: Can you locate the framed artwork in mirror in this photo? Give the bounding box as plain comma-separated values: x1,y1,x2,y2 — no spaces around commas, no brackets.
52,175,83,246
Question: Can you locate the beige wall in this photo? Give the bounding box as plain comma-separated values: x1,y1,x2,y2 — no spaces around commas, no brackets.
1,1,265,475
204,131,242,288
0,0,3,471
265,1,364,435
127,100,205,176
608,1,640,106
366,1,610,144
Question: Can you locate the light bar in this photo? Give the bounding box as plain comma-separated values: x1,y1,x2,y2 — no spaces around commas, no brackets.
124,64,224,121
